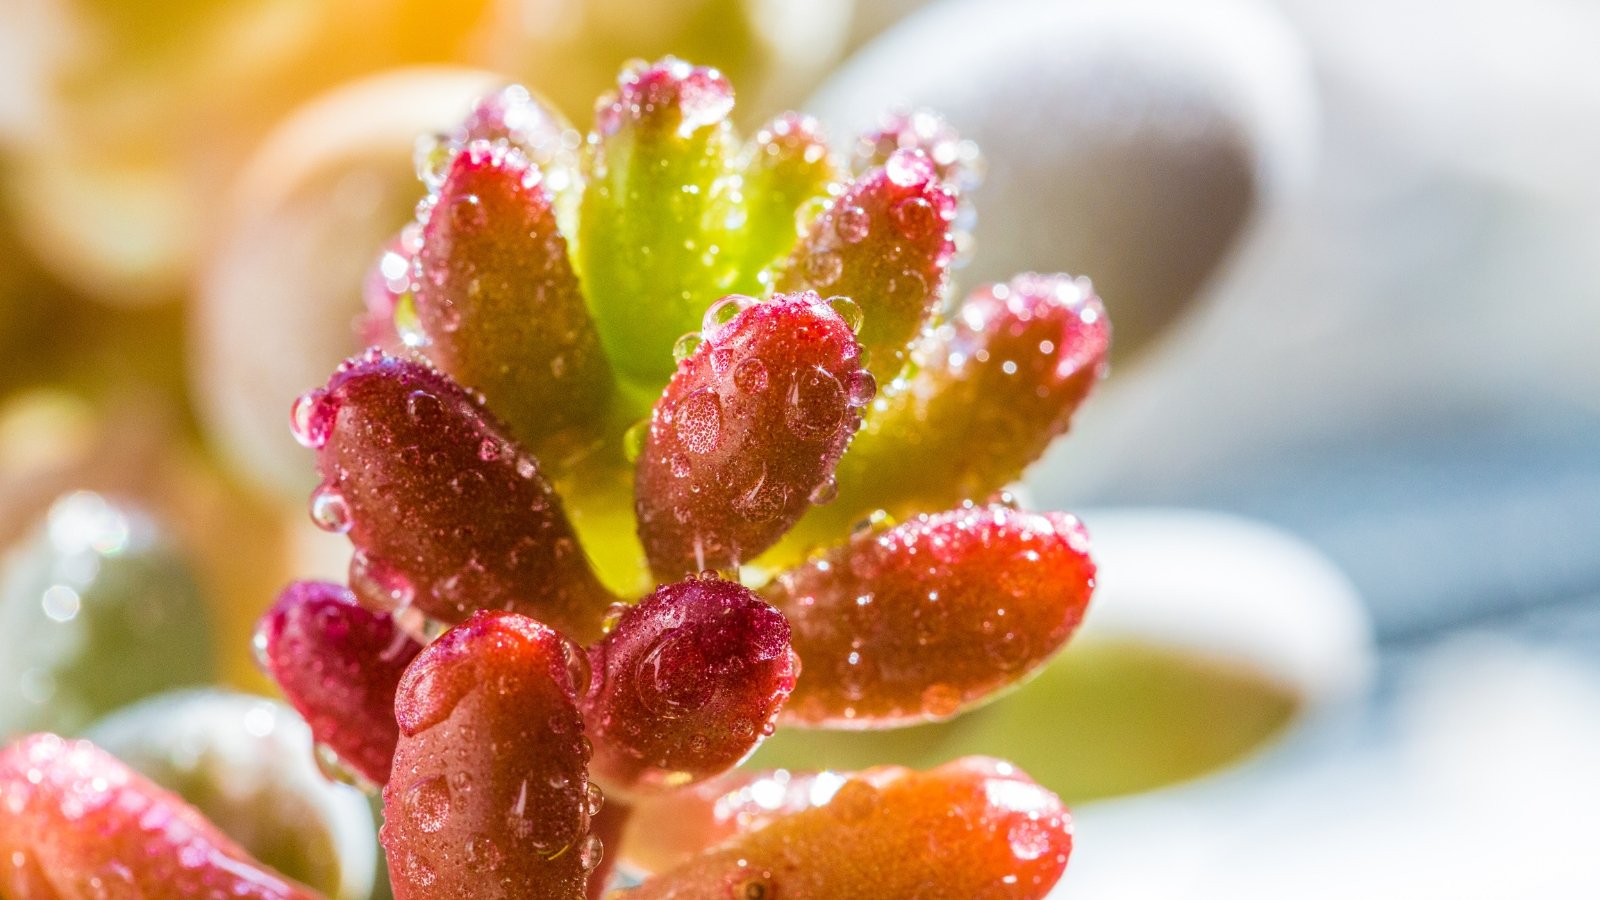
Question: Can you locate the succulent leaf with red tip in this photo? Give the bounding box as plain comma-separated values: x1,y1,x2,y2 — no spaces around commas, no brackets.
296,351,615,641
0,734,322,899
769,272,1110,565
256,580,422,786
634,291,873,577
412,140,614,459
384,611,599,900
766,505,1095,727
776,148,957,383
579,59,745,385
257,56,1127,898
583,575,797,799
621,757,1072,900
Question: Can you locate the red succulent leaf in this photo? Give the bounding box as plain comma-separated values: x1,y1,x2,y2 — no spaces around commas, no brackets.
295,351,615,642
625,756,1072,899
634,291,872,577
765,505,1095,728
256,580,421,787
776,149,955,382
583,576,796,800
384,611,599,900
771,272,1110,564
414,141,613,460
0,734,322,899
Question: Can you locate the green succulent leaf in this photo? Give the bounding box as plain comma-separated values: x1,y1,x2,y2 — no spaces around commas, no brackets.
578,58,746,387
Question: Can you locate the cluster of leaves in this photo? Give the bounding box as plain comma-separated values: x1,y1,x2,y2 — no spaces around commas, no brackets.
0,58,1109,899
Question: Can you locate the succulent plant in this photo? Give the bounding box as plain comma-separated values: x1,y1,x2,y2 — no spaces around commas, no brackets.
0,492,214,741
0,57,1108,899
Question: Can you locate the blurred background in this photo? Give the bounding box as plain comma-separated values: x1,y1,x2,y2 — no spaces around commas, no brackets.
1,0,1596,895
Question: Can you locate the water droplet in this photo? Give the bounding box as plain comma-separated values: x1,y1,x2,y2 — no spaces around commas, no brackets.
785,368,845,441
578,834,604,872
733,358,769,393
809,477,838,505
835,205,871,243
394,605,445,644
827,296,863,333
405,390,442,420
414,132,456,190
892,196,938,239
561,638,592,695
845,370,876,408
315,743,376,793
623,419,651,463
795,196,830,236
406,775,451,832
889,269,929,304
827,779,879,823
290,389,332,449
349,551,413,611
702,295,754,334
516,455,539,479
673,389,723,455
309,484,352,534
804,251,843,287
637,632,715,718
450,194,486,229
921,683,963,718
601,601,631,635
583,782,605,817
884,149,933,187
250,622,272,670
414,193,438,225
673,332,703,363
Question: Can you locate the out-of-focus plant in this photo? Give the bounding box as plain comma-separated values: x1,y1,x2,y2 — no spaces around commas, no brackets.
0,0,853,306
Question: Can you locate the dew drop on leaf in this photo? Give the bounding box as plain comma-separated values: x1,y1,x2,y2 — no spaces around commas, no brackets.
624,419,651,463
309,484,352,534
827,295,863,333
